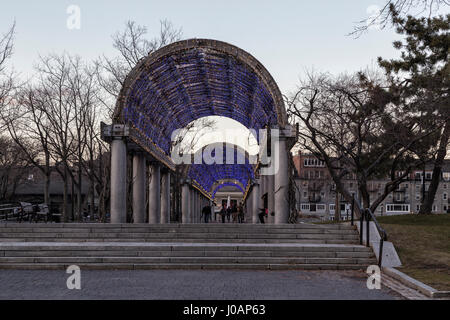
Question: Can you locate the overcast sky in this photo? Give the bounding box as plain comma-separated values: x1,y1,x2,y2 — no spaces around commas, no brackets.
2,1,448,153
5,0,448,94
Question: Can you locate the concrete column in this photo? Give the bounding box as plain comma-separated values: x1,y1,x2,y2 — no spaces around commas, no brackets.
110,138,127,223
193,191,197,223
160,171,170,224
275,137,289,224
246,189,253,223
267,174,275,224
196,193,200,222
181,183,190,223
252,181,260,224
260,175,266,214
190,188,195,223
132,154,146,223
148,163,161,224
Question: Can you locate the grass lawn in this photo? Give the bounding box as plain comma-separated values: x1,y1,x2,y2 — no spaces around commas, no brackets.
377,214,450,291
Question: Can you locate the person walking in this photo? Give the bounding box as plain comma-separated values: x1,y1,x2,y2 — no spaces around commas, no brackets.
226,205,232,222
258,207,266,224
202,204,211,223
220,205,227,223
231,204,238,223
237,203,244,223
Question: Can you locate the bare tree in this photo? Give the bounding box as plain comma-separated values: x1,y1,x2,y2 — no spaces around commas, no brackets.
0,22,16,130
350,0,449,36
0,136,33,201
4,85,54,204
286,71,440,217
96,19,183,115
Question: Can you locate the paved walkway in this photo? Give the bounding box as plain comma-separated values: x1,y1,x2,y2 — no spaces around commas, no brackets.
0,269,401,300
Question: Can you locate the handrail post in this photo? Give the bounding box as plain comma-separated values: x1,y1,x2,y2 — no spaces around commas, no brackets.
359,209,364,245
378,237,384,267
351,196,354,226
366,209,370,247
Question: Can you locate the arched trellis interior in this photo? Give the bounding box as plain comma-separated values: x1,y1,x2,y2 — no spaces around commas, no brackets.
212,183,245,199
187,143,255,197
114,39,287,167
107,39,292,225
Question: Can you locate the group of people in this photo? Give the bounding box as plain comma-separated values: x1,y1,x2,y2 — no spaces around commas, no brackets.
200,203,245,223
218,203,245,224
200,202,268,224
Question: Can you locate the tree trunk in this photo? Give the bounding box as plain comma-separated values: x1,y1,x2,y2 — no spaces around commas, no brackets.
77,166,82,221
334,190,340,221
44,172,50,205
90,178,95,221
419,121,450,214
63,167,68,222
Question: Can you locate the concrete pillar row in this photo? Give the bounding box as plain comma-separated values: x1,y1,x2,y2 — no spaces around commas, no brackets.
160,171,170,224
267,174,275,224
252,180,260,224
132,153,146,223
148,163,161,224
181,183,190,224
260,175,266,219
274,136,289,224
190,188,195,224
247,189,253,224
110,138,127,223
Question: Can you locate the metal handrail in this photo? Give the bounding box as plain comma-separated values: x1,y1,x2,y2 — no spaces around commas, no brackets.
359,207,388,267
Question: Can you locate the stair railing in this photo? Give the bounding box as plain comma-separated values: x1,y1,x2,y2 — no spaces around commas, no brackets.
359,207,388,267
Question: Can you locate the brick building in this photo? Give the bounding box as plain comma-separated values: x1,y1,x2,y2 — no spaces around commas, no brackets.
293,151,450,220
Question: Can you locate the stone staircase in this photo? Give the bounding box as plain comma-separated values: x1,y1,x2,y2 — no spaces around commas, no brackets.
0,223,376,270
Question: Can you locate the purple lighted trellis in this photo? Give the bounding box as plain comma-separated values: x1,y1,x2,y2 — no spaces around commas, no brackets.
121,45,278,193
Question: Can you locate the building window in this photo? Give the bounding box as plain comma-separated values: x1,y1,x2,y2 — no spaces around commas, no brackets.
316,204,326,212
301,204,310,211
415,193,420,200
443,172,450,181
432,205,437,212
303,192,308,198
443,184,447,189
386,204,410,212
425,172,432,180
443,193,448,201
27,174,34,181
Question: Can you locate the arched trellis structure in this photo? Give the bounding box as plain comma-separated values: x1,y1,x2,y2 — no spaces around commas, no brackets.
186,142,255,197
212,183,245,199
102,39,294,224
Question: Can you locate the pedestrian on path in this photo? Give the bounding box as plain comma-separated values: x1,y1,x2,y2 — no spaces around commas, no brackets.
220,205,227,223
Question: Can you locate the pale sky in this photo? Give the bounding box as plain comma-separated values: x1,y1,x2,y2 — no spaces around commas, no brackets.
4,0,445,94
2,1,448,153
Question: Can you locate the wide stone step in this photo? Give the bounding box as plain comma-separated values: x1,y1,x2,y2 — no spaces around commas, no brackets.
0,249,375,258
0,263,370,270
0,229,356,236
0,223,357,230
0,256,376,264
0,232,359,239
0,242,372,250
0,238,360,244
